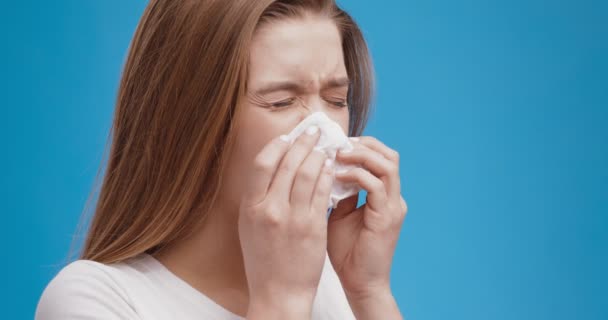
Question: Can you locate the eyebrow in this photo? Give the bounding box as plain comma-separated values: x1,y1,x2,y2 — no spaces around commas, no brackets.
254,77,350,95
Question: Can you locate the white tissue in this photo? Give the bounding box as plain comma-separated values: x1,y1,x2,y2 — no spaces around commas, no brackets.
283,112,361,209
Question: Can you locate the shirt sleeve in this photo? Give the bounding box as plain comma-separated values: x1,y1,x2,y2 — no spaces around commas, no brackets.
35,260,141,320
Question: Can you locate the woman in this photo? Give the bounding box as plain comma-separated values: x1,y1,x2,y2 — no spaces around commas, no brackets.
36,0,408,319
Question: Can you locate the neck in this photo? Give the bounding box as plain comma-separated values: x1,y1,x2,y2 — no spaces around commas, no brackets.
152,201,249,315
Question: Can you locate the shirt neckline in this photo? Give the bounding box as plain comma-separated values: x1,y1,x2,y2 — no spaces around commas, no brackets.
139,253,246,320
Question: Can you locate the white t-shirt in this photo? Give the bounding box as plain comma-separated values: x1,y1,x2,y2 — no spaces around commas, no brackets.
35,252,356,319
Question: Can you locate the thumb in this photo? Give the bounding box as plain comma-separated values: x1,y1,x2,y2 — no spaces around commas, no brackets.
328,193,359,222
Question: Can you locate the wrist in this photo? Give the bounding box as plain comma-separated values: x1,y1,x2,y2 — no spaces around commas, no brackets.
343,283,392,303
247,291,315,320
345,286,393,304
344,287,402,320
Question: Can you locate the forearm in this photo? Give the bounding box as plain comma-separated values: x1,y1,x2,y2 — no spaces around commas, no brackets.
345,289,403,320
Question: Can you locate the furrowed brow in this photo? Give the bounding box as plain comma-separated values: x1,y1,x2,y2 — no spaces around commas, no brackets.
254,81,303,95
254,76,350,95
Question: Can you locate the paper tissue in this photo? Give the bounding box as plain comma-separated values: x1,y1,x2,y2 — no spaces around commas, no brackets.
282,112,361,209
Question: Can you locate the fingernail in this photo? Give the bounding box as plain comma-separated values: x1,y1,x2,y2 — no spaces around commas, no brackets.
334,171,345,178
305,126,319,135
334,168,348,175
313,149,325,158
349,137,360,142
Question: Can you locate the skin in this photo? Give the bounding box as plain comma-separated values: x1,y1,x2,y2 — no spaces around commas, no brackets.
154,16,407,320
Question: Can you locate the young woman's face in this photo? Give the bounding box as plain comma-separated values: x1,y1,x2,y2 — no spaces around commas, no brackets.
221,17,350,211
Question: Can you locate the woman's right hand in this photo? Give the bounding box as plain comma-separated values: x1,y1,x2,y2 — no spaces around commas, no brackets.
238,126,334,320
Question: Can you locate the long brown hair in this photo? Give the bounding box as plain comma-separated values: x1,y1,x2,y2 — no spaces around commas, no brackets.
74,0,375,264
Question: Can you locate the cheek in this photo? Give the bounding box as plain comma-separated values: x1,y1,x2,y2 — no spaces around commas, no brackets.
341,114,350,135
233,106,296,162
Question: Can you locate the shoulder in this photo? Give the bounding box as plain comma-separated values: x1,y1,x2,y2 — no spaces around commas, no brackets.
35,259,140,320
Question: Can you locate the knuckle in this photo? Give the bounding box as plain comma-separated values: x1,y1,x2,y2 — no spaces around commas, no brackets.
390,150,400,162
398,198,408,219
387,202,399,215
261,213,282,227
367,136,378,144
253,156,274,172
387,163,399,175
398,210,407,221
351,167,364,177
259,203,285,227
298,166,318,182
278,160,295,174
401,197,408,211
264,202,282,215
385,204,404,227
396,208,406,222
372,178,385,192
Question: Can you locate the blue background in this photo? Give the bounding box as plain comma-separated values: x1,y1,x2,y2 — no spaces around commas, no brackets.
1,0,606,319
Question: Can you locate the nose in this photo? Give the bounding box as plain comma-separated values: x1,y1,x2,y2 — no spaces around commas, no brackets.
301,96,328,116
294,101,323,125
291,97,349,135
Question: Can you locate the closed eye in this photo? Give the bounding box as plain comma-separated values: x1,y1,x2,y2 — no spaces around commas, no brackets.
328,99,348,108
270,98,296,108
269,98,348,109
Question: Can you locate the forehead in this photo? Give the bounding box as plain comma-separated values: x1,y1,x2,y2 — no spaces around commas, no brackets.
249,17,347,84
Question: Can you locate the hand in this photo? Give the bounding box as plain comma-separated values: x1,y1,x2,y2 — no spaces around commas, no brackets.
327,136,408,300
238,127,334,319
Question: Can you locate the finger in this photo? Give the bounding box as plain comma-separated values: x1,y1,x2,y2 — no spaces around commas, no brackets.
310,159,335,218
290,149,327,209
268,126,321,202
243,135,292,206
335,167,388,212
351,136,400,163
336,143,400,200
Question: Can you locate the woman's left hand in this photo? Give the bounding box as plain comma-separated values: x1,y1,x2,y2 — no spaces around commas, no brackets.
327,136,408,300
